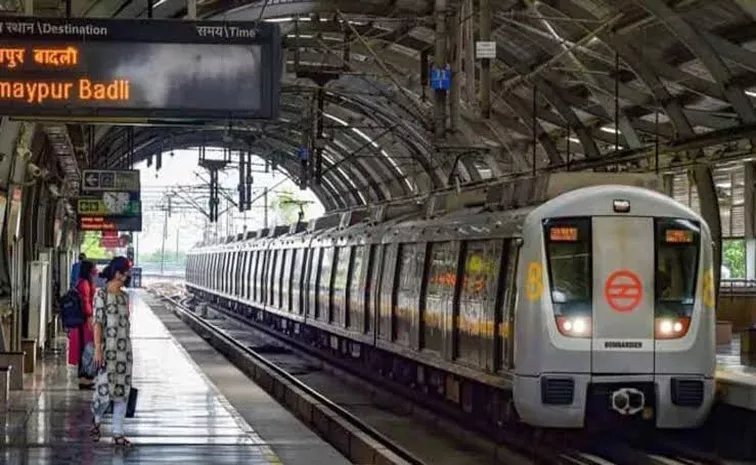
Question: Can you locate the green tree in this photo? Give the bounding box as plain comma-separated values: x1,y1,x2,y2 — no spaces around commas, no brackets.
272,190,303,224
80,231,109,260
722,239,745,278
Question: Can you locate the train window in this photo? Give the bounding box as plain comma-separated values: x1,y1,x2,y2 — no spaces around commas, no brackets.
543,218,592,317
424,241,458,354
291,249,304,314
656,219,700,318
457,240,502,367
228,252,235,295
279,249,288,309
332,247,350,327
348,246,366,331
243,251,251,299
378,244,393,340
255,250,264,303
395,243,424,347
269,250,279,306
308,248,322,318
319,247,335,321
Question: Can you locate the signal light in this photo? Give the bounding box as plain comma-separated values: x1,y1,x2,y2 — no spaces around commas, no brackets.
556,316,592,338
655,317,690,339
613,199,631,213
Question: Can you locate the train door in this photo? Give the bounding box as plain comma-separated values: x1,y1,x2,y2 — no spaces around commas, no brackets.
591,217,655,374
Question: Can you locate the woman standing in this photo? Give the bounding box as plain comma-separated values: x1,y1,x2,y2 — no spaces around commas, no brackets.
67,260,96,389
90,256,133,446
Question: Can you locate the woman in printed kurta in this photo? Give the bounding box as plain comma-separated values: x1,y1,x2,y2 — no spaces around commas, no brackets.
89,256,133,446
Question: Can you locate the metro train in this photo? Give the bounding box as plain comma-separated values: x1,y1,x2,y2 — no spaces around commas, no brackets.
186,175,716,429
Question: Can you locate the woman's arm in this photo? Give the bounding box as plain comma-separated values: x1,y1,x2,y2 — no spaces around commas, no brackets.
92,290,105,366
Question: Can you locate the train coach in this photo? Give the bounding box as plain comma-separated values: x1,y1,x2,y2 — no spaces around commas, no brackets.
185,174,716,429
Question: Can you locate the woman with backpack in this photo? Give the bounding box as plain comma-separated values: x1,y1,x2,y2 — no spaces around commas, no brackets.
67,260,96,389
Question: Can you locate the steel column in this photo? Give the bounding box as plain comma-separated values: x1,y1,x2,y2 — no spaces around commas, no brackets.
434,0,448,139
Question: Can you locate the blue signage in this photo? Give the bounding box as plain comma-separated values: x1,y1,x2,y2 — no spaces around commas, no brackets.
430,65,451,91
297,146,310,161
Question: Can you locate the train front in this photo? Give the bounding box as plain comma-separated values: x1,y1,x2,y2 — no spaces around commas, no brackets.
512,185,716,429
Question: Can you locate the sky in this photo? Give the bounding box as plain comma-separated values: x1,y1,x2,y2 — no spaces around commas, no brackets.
133,148,324,255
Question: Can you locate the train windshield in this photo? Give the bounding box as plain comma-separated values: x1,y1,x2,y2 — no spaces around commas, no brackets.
543,218,592,316
656,218,700,317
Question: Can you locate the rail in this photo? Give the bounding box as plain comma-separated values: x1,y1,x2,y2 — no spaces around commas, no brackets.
720,279,756,293
157,293,426,465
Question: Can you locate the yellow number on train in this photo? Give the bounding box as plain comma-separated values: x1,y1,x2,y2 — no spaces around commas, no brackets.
702,269,715,309
526,262,543,302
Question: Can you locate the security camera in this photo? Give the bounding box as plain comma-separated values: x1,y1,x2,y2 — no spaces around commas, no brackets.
27,162,48,179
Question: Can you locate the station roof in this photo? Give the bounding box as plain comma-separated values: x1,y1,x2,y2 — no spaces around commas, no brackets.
39,0,756,214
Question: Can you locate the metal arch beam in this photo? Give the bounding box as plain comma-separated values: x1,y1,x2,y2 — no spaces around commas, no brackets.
113,131,345,211
507,4,643,149
316,86,435,178
544,1,698,141
634,0,756,126
212,0,431,22
701,31,756,74
93,127,353,209
257,130,374,206
322,103,417,197
97,123,388,207
263,113,397,202
334,93,442,189
95,116,393,203
494,47,598,161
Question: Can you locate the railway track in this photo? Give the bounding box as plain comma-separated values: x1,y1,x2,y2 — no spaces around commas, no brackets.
147,283,727,465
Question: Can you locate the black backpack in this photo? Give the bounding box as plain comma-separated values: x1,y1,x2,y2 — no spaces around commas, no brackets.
59,288,85,329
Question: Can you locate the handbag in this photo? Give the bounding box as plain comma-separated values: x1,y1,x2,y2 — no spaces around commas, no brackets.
104,385,138,417
125,387,138,418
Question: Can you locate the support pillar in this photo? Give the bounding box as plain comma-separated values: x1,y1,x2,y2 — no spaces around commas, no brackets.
662,173,674,197
479,0,491,118
433,0,448,139
690,165,722,296
186,0,197,19
448,11,461,131
744,162,756,280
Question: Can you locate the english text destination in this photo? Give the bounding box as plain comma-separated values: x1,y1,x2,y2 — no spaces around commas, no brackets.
0,79,129,104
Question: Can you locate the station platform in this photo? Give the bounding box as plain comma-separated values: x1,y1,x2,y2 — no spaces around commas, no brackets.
0,291,350,465
717,334,756,411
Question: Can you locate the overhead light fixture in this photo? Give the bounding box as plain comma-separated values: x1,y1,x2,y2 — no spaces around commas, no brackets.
568,137,581,144
600,126,619,134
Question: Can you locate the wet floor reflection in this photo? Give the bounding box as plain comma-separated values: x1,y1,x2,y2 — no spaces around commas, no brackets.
0,292,281,465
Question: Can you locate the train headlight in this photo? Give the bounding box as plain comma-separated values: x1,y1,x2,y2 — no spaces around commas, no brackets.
556,316,591,338
655,317,690,339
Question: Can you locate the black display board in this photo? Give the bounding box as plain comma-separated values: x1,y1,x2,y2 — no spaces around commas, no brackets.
0,16,281,119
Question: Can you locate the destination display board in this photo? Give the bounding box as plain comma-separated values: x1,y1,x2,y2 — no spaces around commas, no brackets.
0,17,281,119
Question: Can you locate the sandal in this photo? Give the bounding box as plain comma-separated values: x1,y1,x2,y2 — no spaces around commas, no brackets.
113,436,132,447
90,422,101,442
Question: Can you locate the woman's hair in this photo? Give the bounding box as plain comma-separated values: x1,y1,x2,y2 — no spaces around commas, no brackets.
78,260,95,282
99,256,131,282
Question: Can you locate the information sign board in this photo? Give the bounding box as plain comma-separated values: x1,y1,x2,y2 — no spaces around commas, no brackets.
0,16,281,119
475,41,497,59
79,215,142,232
